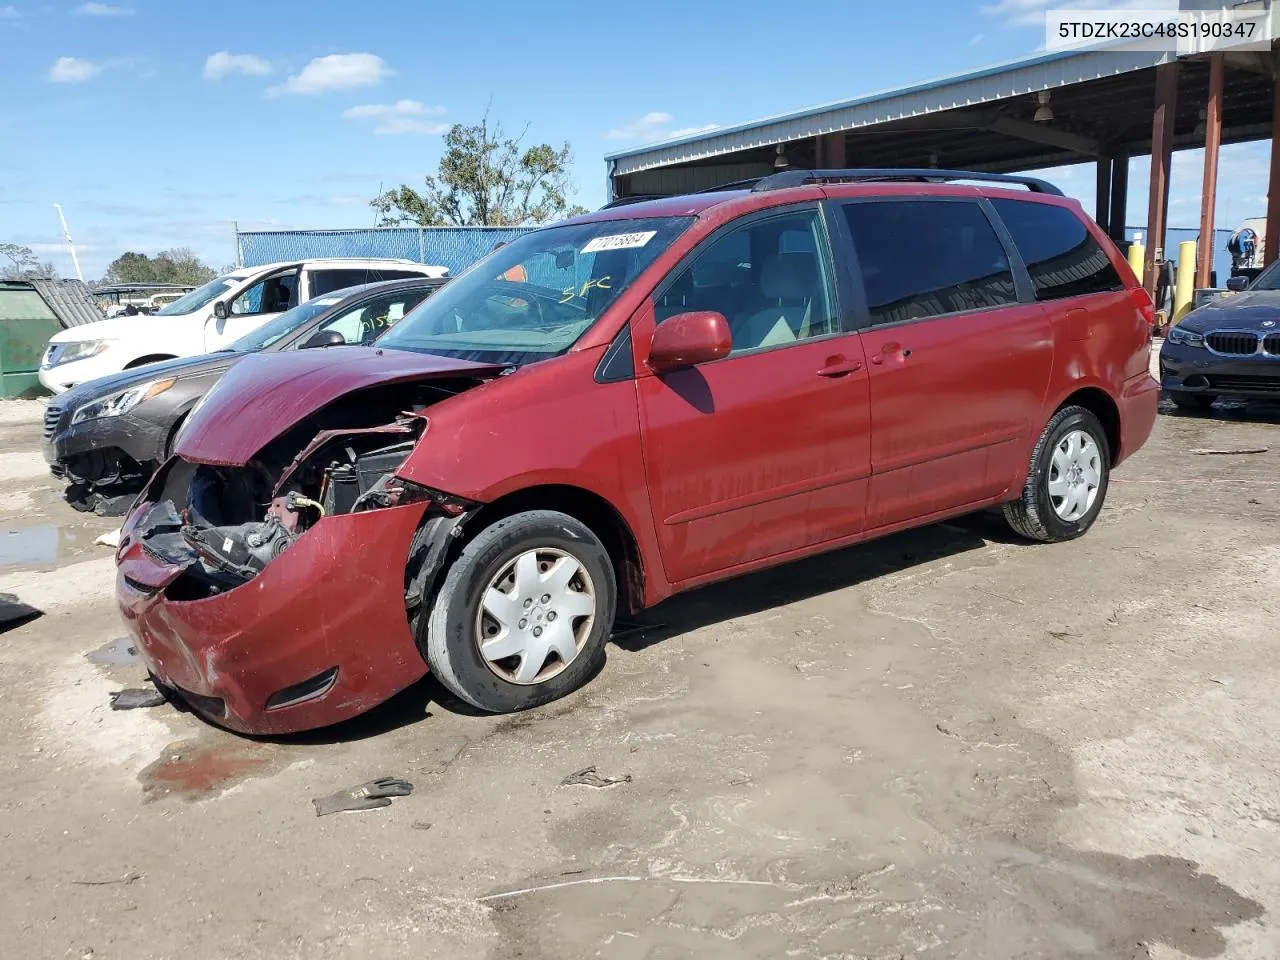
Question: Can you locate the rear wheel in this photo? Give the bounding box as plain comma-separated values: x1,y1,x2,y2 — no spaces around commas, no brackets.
1168,391,1216,413
1003,405,1110,543
424,510,616,713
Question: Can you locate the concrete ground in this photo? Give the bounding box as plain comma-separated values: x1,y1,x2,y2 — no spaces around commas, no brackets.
2,391,1279,960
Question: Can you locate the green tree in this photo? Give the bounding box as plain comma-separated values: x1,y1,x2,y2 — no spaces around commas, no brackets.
371,110,587,227
103,248,216,285
0,243,58,280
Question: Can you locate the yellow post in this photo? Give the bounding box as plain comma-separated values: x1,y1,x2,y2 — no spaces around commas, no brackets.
1174,239,1196,322
1127,239,1146,285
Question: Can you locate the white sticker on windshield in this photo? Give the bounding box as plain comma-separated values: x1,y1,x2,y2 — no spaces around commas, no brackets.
581,231,657,253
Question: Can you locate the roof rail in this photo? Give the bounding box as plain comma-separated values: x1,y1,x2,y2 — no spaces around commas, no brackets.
599,194,666,209
749,167,1064,196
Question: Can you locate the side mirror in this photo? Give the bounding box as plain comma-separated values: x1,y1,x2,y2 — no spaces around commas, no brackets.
213,300,228,320
1226,276,1249,292
648,311,732,374
300,329,346,349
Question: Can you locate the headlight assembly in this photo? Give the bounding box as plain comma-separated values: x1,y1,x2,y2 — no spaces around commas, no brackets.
45,339,112,368
71,377,175,425
1167,326,1205,348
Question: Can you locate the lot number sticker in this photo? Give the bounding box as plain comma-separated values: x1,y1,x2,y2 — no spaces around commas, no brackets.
581,231,657,253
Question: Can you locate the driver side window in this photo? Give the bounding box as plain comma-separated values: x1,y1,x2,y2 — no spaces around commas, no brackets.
231,270,298,316
656,210,839,354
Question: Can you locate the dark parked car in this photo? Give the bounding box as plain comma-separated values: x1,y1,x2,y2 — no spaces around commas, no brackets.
1160,262,1280,411
116,168,1157,735
43,277,446,508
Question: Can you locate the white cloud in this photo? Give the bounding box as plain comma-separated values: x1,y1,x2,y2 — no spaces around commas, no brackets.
272,53,390,95
605,111,717,143
203,51,272,80
0,6,20,19
74,2,132,14
48,56,100,82
341,99,448,135
981,0,1171,28
969,33,985,45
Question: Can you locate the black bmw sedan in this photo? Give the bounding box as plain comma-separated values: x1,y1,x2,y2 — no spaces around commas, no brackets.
1160,262,1280,412
43,277,446,511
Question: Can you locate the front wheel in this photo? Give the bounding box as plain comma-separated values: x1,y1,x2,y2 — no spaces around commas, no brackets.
424,510,616,713
1003,406,1110,543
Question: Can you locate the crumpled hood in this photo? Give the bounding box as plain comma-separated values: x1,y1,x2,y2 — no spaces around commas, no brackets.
174,346,504,465
1179,290,1280,332
58,352,240,408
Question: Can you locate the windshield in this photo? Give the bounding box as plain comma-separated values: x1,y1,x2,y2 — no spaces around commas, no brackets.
154,276,238,316
1248,260,1280,291
226,297,342,351
377,216,694,364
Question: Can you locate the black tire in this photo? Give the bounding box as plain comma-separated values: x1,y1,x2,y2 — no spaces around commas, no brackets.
424,510,616,713
1002,405,1110,543
1168,391,1216,413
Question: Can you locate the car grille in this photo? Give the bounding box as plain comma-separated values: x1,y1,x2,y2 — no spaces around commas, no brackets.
43,403,64,442
1264,333,1280,356
1206,375,1280,394
1206,331,1260,356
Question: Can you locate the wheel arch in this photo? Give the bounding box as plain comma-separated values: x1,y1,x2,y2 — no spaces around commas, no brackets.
125,353,179,369
466,484,646,616
1054,385,1121,465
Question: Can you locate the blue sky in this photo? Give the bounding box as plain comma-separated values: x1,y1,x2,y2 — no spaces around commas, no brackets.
0,0,1270,279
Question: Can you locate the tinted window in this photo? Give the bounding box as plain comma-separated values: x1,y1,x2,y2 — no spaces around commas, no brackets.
308,269,386,298
656,210,839,354
992,199,1123,300
843,200,1016,326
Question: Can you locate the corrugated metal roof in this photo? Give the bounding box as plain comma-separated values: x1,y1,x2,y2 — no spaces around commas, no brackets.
28,279,105,328
606,47,1173,176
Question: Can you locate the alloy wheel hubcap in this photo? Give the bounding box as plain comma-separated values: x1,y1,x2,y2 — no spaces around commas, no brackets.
474,548,596,685
1047,429,1101,522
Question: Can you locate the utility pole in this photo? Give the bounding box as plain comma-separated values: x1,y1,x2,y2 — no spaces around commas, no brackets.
52,203,84,282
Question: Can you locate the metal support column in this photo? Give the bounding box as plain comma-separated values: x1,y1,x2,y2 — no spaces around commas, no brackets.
1108,153,1129,247
1197,54,1224,289
1144,62,1178,298
1267,50,1280,267
1095,156,1112,236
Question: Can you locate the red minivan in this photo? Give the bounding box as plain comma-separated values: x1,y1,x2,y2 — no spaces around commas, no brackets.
115,169,1158,734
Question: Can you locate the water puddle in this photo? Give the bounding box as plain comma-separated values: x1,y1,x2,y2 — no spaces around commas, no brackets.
86,636,140,667
0,525,59,567
140,739,274,801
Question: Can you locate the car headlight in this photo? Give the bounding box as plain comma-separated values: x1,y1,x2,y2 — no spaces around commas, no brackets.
44,339,113,368
1167,326,1205,348
71,377,175,425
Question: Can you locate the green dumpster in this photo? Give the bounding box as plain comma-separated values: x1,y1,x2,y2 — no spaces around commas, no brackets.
0,282,62,398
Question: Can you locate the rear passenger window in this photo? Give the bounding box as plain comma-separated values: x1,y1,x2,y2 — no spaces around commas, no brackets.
991,199,1123,300
656,210,840,354
843,200,1017,326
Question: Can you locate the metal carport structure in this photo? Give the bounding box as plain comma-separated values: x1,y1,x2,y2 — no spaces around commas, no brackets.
605,43,1280,300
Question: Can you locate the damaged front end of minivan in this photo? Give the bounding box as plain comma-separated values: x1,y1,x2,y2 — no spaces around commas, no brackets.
115,349,504,734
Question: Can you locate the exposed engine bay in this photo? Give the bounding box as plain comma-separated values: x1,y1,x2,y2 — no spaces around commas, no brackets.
127,377,486,600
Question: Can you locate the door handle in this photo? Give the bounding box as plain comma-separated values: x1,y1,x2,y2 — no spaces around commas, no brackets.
817,356,863,377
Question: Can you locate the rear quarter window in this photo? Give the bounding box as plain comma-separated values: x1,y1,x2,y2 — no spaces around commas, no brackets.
991,199,1124,301
842,199,1018,325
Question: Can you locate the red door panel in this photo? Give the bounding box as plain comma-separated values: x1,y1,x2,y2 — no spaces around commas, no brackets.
864,303,1053,528
637,334,871,583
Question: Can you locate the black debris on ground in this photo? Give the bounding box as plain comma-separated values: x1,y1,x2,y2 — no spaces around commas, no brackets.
312,778,413,817
109,687,167,710
0,593,41,633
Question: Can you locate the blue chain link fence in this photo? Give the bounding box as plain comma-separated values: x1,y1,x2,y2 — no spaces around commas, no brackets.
236,226,538,275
